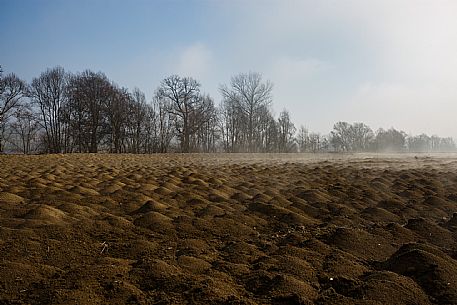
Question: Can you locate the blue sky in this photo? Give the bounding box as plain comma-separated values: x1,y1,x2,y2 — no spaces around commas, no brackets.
2,0,457,137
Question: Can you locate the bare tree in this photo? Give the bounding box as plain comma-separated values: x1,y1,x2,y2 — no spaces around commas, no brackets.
8,103,41,154
330,122,352,152
30,67,69,153
105,86,130,153
66,70,113,153
193,94,218,152
407,134,431,152
13,65,456,155
219,98,244,152
405,133,456,152
350,122,373,151
0,65,3,94
436,137,456,151
129,88,148,153
152,96,174,153
374,128,406,152
277,109,296,152
330,122,373,152
296,125,309,152
141,103,157,153
157,75,212,152
220,72,273,152
308,132,322,152
0,72,27,152
256,105,277,152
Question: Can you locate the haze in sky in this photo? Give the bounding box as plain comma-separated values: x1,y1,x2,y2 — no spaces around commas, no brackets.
1,0,456,137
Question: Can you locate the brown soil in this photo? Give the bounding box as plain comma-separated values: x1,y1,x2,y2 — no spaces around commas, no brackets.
1,153,457,304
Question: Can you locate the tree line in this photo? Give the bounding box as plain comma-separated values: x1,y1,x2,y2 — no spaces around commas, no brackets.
0,65,455,154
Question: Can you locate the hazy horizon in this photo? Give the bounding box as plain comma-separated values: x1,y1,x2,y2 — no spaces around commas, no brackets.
1,0,457,137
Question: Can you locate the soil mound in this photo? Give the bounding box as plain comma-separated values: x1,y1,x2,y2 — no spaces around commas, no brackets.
133,199,168,214
2,153,457,304
358,271,431,305
404,217,455,247
133,211,174,231
384,243,457,304
0,192,25,204
23,204,68,224
443,212,457,231
324,227,396,260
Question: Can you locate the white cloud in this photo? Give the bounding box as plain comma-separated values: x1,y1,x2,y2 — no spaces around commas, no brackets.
352,0,457,85
218,0,457,137
269,57,330,81
343,82,457,137
120,43,216,99
115,1,457,137
175,43,213,80
265,56,331,115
